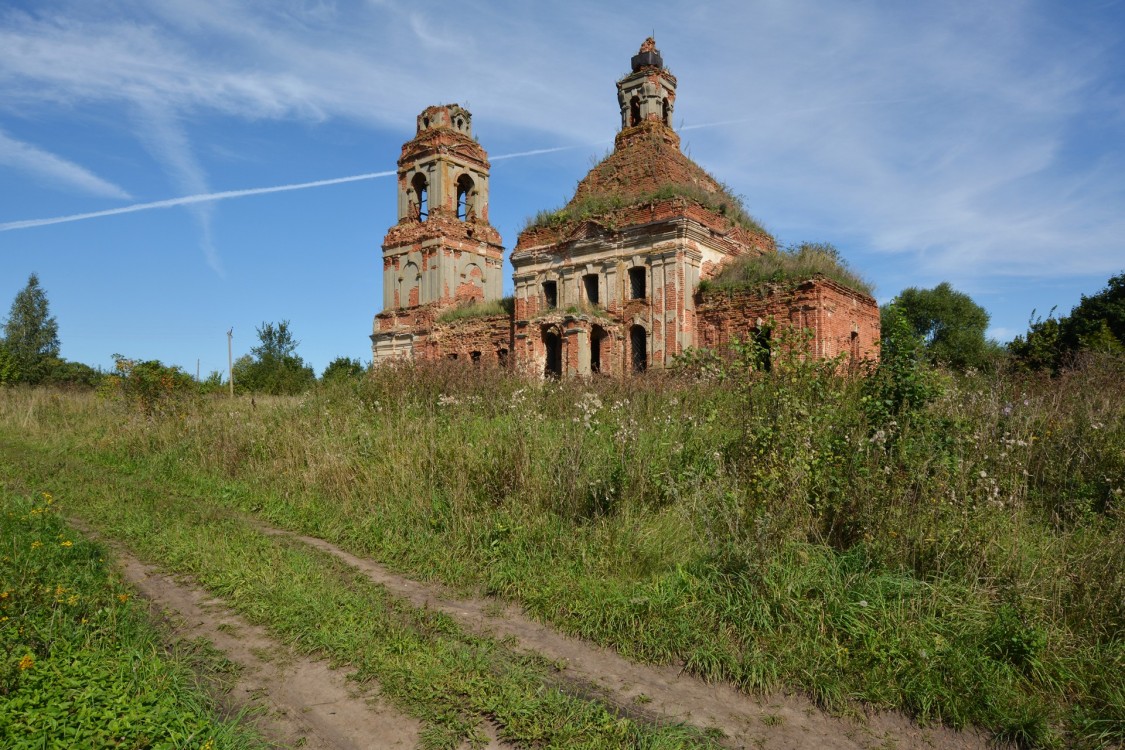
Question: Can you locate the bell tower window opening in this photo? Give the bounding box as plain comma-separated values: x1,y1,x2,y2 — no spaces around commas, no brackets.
456,174,475,221
629,96,641,127
662,97,670,126
411,172,428,222
542,280,558,309
628,266,646,299
583,273,599,305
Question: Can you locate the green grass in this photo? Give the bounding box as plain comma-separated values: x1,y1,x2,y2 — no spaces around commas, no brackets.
701,242,874,296
435,297,514,324
0,347,1122,749
0,487,267,750
0,440,717,749
523,182,769,237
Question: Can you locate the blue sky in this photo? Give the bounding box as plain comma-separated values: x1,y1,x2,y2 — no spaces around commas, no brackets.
1,0,1123,377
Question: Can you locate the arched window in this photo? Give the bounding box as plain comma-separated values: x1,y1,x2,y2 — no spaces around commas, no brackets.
662,97,670,126
630,325,647,373
456,174,475,221
590,325,607,374
629,96,641,127
411,173,428,221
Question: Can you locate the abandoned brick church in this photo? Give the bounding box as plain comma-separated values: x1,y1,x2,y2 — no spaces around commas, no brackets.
371,39,880,376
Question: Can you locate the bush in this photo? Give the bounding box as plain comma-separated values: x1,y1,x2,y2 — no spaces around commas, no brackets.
98,354,196,415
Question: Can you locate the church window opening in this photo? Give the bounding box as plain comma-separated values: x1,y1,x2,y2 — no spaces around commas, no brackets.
629,96,641,127
470,350,482,364
583,273,599,305
543,329,562,378
752,328,772,372
497,348,509,368
542,280,558,309
630,325,647,373
590,325,607,374
628,266,646,299
456,174,475,221
662,97,670,125
411,173,428,221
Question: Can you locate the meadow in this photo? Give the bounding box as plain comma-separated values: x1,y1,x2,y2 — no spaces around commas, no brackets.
0,344,1122,748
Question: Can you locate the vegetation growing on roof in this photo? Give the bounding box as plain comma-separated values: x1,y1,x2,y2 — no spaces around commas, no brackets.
702,242,875,296
522,182,769,236
436,297,514,323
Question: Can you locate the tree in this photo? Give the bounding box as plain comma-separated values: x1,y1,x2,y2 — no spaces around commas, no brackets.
236,321,315,395
886,282,996,371
2,273,60,384
322,356,365,382
1010,272,1125,371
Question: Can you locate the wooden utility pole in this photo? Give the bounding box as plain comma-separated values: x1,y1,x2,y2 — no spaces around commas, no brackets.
227,328,234,397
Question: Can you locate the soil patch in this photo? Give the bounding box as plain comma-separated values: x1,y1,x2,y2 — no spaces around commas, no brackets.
261,524,998,750
75,521,422,750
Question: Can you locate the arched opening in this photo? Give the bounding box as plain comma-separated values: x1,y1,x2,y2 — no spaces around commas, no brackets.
590,325,607,374
630,325,647,373
497,348,509,368
543,328,562,378
629,96,641,127
456,174,475,221
470,350,482,364
662,97,670,126
411,173,428,222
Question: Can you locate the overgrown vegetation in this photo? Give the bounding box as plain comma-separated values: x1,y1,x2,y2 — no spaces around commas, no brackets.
1,327,1122,747
884,282,1005,372
0,488,266,749
702,242,875,296
1010,272,1125,372
524,181,769,236
435,297,514,324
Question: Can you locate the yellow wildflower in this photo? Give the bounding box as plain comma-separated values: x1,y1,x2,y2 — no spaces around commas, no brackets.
117,594,129,603
30,541,42,549
18,654,34,671
60,540,73,548
67,595,79,606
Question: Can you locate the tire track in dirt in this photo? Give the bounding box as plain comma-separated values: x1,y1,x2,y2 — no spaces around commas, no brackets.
74,522,422,750
259,523,997,750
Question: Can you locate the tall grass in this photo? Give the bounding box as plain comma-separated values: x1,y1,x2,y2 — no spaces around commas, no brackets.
1,348,1122,748
702,242,874,296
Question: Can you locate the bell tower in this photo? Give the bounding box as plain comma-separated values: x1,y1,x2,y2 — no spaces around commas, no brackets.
380,104,504,311
615,38,678,148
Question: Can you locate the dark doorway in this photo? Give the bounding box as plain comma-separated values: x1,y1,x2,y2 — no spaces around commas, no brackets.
753,328,772,372
497,348,509,368
630,325,647,373
543,329,562,378
590,325,607,374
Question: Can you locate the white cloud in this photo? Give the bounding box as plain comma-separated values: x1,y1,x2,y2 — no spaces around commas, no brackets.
0,0,1121,285
0,127,131,199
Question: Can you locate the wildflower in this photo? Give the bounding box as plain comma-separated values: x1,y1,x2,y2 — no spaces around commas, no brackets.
858,600,868,608
67,595,79,606
30,541,42,549
43,492,53,504
18,654,34,671
117,594,129,603
60,540,73,548
979,470,987,479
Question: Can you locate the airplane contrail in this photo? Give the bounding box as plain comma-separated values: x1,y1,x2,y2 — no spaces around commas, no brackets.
0,169,398,232
0,144,584,233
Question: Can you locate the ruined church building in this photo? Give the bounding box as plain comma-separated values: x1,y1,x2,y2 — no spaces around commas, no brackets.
372,39,881,375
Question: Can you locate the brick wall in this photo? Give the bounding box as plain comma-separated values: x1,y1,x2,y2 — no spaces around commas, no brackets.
697,276,880,365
